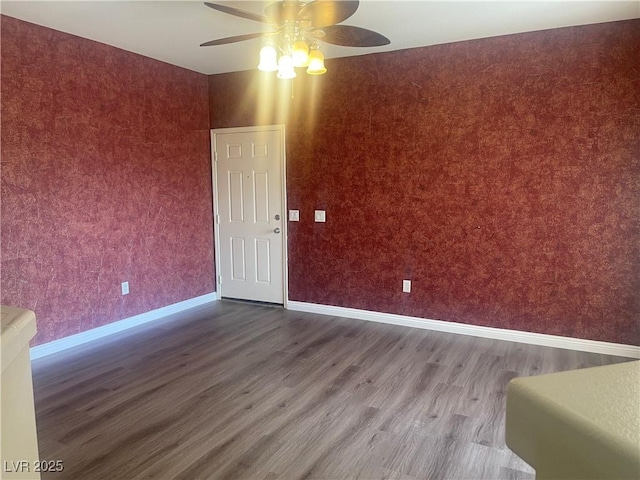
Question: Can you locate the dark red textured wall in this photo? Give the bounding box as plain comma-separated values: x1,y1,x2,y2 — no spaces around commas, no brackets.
1,16,215,346
209,20,640,345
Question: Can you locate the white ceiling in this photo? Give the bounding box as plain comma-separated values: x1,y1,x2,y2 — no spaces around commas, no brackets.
1,1,638,75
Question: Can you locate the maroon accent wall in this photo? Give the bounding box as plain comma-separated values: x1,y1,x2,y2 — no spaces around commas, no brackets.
209,20,640,345
1,16,215,346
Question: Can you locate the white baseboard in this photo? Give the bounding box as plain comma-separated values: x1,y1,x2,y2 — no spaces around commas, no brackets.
30,292,218,361
287,301,640,359
30,294,639,361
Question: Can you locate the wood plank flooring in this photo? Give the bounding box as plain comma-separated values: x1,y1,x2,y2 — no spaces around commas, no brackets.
31,301,632,479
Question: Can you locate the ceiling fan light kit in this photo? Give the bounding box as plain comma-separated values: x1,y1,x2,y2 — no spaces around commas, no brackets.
276,53,297,79
201,0,389,79
260,37,323,78
306,47,326,75
258,42,279,71
291,41,310,67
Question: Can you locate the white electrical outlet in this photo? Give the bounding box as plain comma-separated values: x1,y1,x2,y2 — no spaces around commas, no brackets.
121,281,129,295
402,280,411,293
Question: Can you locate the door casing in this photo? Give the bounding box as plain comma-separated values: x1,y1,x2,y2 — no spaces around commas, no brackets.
211,125,288,306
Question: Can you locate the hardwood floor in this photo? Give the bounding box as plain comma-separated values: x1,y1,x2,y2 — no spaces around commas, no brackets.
31,301,632,479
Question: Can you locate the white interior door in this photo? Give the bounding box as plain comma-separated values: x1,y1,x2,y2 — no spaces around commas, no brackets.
213,127,285,304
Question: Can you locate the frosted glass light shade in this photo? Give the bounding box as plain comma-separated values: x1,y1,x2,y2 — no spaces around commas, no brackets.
258,45,278,72
306,49,326,75
291,41,309,67
277,54,296,79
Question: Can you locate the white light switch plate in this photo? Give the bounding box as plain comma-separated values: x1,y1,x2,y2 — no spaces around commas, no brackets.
402,280,411,293
289,210,300,221
314,210,326,222
121,281,129,295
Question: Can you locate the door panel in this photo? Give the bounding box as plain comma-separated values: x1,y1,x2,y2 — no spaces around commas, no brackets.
230,237,246,281
215,128,284,304
228,171,244,222
253,171,270,223
255,238,271,283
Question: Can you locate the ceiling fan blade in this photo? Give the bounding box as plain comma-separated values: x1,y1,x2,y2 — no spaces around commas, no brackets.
264,1,302,25
200,32,266,47
319,25,390,47
298,0,359,28
204,2,271,24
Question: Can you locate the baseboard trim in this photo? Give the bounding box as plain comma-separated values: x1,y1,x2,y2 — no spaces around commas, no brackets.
286,301,640,359
30,292,218,361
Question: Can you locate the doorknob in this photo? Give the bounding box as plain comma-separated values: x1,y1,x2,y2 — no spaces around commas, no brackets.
274,227,281,234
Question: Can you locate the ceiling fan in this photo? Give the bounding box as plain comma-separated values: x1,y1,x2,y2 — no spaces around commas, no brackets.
200,0,390,78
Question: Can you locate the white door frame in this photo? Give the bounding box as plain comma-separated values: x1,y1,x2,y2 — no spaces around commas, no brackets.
210,125,288,307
